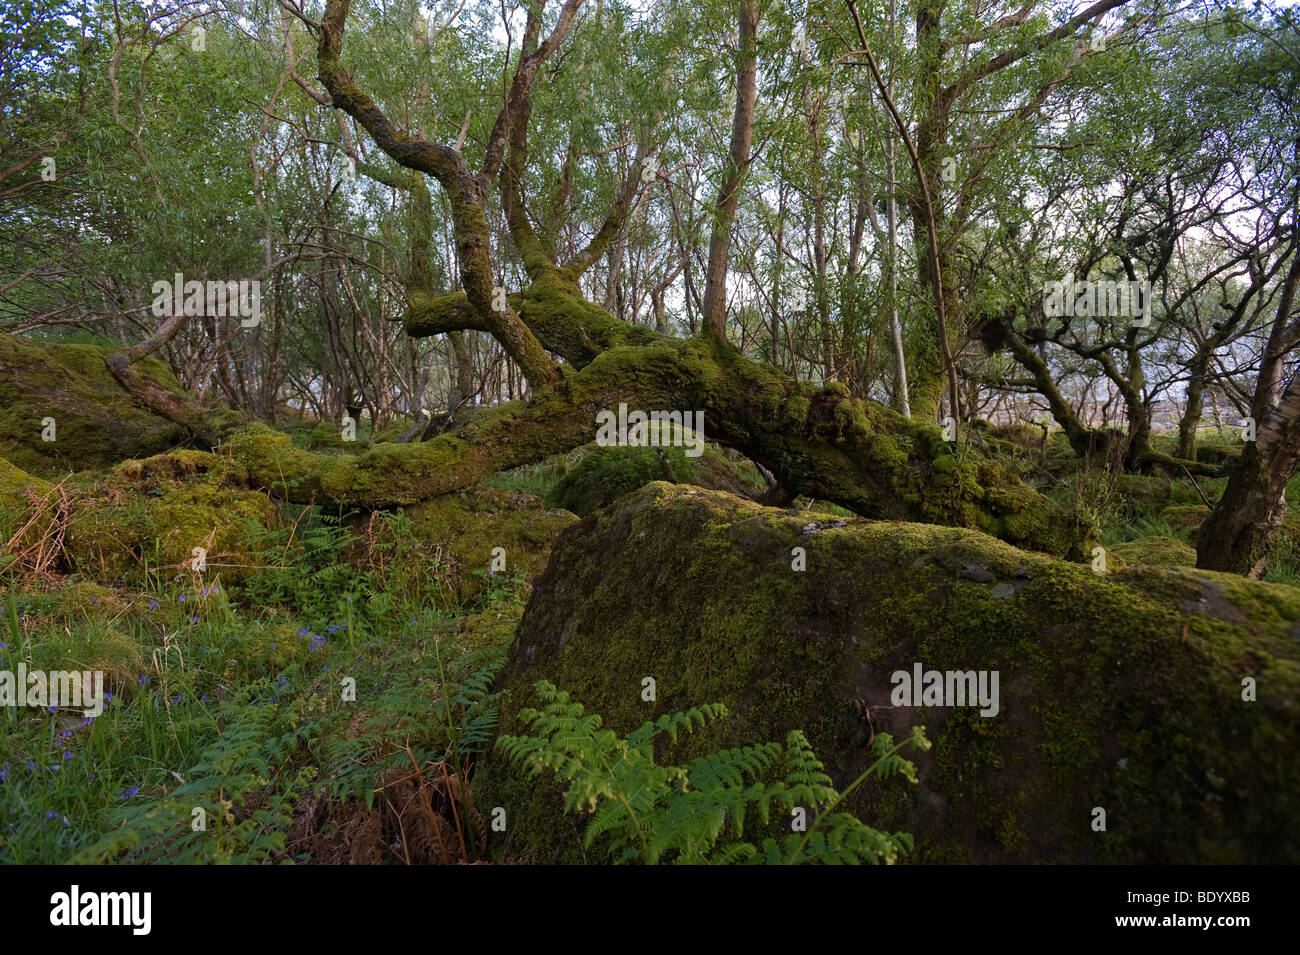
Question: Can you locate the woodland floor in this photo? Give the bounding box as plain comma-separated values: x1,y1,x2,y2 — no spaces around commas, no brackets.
2,416,1298,864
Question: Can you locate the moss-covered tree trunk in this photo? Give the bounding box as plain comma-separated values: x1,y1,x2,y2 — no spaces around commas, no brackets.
1197,376,1300,577
268,0,1087,558
1198,254,1300,576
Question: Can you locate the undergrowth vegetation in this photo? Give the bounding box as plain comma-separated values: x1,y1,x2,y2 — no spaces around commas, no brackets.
0,499,521,864
4,422,1298,863
500,682,931,864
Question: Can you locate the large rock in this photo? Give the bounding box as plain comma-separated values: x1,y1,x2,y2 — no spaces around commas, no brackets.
544,439,764,517
394,486,578,606
0,333,191,473
0,449,281,584
474,483,1300,863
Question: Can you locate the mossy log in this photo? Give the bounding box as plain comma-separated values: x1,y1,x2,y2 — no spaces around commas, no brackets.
228,330,1080,557
472,483,1300,864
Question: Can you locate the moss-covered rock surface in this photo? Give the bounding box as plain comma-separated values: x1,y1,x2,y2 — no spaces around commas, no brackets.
474,483,1300,864
395,487,578,605
544,438,764,517
0,333,193,473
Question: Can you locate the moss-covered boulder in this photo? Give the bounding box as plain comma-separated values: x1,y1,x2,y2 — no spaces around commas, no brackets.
473,483,1300,864
1109,536,1198,568
1,450,283,584
1114,474,1173,514
0,333,193,474
398,487,578,607
1161,504,1211,530
544,438,764,517
0,457,55,569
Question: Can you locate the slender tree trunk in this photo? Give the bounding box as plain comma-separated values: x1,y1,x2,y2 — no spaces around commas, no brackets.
700,0,758,343
1179,350,1208,461
886,131,909,417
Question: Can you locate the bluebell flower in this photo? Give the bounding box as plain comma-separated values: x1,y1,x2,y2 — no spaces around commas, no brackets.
138,674,150,685
104,692,113,702
62,751,72,760
122,786,139,799
149,600,158,609
27,761,37,770
45,810,57,819
0,764,7,783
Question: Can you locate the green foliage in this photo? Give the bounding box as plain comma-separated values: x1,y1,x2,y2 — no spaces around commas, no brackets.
498,681,930,865
0,517,514,863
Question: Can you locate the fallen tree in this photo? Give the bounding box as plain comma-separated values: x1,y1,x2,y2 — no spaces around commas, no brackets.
226,333,1078,556
0,332,199,473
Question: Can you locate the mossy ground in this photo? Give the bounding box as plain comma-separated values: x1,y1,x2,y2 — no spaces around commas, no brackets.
4,410,1298,865
0,442,557,863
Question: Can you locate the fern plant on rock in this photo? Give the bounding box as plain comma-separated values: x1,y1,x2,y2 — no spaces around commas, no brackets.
497,681,929,865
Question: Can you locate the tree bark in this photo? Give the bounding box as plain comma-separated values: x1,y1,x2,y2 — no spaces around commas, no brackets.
700,0,759,343
1198,250,1300,576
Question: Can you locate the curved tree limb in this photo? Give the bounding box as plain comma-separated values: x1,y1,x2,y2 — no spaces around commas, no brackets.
316,0,569,387
228,327,1079,558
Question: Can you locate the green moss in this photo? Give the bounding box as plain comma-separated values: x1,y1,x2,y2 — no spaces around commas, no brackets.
1161,505,1210,530
54,450,282,584
1110,536,1198,568
1114,474,1173,516
0,333,191,474
473,483,1300,864
0,456,53,544
397,487,577,606
445,605,524,653
544,432,761,517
